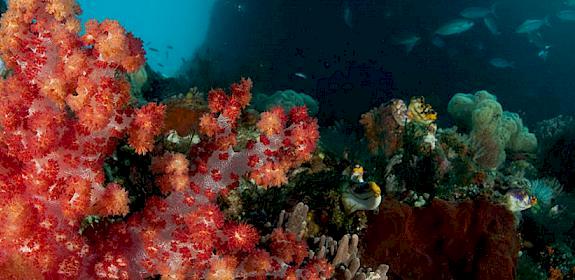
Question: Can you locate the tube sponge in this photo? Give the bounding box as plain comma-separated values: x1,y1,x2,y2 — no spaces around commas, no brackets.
447,90,537,169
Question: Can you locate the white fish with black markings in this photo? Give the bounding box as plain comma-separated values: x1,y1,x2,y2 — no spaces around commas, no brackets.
435,18,475,36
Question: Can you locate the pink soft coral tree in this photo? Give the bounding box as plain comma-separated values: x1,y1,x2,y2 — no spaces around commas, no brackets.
0,0,328,279
107,79,326,279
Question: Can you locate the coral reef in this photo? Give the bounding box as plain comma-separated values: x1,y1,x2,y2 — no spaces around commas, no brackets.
448,90,537,169
0,1,331,277
2,0,573,279
361,198,520,280
276,202,389,280
535,115,575,190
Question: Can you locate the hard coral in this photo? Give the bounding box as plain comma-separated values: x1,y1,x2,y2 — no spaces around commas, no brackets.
362,198,520,280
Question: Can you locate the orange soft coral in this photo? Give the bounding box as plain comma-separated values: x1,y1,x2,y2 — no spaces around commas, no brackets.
199,114,221,137
249,161,289,188
269,228,308,266
128,103,166,155
222,223,259,253
205,256,237,280
243,249,273,276
0,196,39,241
257,107,286,136
229,77,252,109
91,183,130,217
45,0,80,22
204,78,252,122
151,152,190,194
83,19,145,72
0,253,44,280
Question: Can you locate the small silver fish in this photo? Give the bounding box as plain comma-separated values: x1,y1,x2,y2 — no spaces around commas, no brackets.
516,17,549,33
343,1,352,28
294,72,307,79
557,10,575,21
392,34,421,54
489,58,515,68
435,19,475,36
483,16,501,35
538,45,551,61
460,7,491,19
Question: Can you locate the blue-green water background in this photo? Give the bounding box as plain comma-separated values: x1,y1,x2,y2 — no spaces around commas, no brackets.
78,0,216,77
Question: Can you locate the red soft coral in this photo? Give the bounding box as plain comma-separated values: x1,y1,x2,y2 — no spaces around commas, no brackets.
249,161,289,188
91,183,130,217
257,107,287,136
128,103,166,155
205,256,237,280
151,152,190,194
269,229,308,266
223,223,259,253
82,19,145,72
229,77,252,108
243,249,273,277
